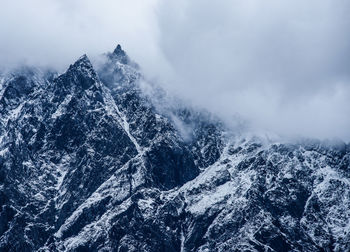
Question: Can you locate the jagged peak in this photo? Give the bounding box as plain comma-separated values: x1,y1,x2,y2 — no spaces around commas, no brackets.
71,54,93,71
113,44,124,55
67,54,95,75
58,54,99,90
109,44,128,64
78,53,89,61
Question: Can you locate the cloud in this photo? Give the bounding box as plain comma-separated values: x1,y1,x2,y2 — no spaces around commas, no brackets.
1,0,350,140
0,0,159,71
154,0,350,140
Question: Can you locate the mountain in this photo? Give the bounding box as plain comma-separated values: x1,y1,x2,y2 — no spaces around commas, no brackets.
0,45,350,252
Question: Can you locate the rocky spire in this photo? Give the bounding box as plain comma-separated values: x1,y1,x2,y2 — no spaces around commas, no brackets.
59,54,99,90
111,44,128,64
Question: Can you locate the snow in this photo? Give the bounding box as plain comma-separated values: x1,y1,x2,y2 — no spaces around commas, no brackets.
54,157,141,239
103,87,142,154
0,147,8,157
9,103,24,120
51,94,72,119
2,47,350,251
0,76,7,99
162,139,255,216
58,199,134,251
180,229,185,252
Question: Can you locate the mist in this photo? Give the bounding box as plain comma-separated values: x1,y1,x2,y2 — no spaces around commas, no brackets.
155,0,350,140
1,0,350,140
0,0,160,71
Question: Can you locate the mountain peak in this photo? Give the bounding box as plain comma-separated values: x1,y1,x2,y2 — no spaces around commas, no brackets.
69,54,94,73
60,54,99,90
73,54,93,69
113,44,124,55
110,44,128,64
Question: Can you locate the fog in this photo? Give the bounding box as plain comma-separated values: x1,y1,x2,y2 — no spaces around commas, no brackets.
155,0,350,140
1,0,350,139
0,0,160,71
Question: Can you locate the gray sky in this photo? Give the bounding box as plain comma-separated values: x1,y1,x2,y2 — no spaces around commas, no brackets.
0,0,160,70
1,0,350,140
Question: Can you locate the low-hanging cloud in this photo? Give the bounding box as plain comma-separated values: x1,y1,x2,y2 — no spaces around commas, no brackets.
1,0,350,140
155,0,350,140
0,0,160,71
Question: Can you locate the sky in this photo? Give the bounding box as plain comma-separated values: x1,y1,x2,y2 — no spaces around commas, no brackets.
1,0,350,140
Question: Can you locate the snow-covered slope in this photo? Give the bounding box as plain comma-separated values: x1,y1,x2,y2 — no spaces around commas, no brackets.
0,45,349,252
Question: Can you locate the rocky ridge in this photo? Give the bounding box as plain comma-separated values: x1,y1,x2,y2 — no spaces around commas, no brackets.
0,45,349,251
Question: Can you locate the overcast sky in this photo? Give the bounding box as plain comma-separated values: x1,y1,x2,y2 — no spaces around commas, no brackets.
1,0,350,140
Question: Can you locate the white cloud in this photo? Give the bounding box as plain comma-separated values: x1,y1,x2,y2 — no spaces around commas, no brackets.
1,0,350,139
0,0,159,70
154,0,350,139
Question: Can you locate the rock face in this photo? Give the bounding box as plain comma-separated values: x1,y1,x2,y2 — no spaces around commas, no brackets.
0,45,350,252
